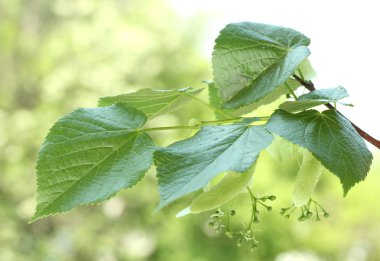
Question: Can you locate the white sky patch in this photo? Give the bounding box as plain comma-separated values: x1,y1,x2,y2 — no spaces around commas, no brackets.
168,0,380,150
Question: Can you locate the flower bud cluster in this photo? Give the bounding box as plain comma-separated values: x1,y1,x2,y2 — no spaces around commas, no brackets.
280,199,329,221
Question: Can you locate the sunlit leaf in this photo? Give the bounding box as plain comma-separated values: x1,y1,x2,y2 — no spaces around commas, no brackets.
32,105,154,221
212,22,310,109
266,109,372,194
154,124,273,209
207,78,300,118
280,86,352,112
98,87,202,119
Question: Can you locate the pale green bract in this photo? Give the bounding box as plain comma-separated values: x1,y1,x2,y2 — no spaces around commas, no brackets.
266,109,372,194
292,150,323,207
98,87,202,119
189,165,255,214
154,124,273,209
295,58,316,80
212,22,310,109
280,86,352,113
32,105,154,221
265,135,301,164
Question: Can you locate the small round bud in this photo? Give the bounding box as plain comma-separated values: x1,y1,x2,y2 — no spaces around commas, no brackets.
267,206,272,211
236,239,242,247
230,210,236,216
298,215,306,222
250,246,258,252
225,231,234,238
323,213,329,218
269,195,276,201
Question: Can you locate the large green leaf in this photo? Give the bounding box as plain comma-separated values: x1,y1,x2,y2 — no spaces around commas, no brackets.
154,123,273,209
212,22,310,109
280,86,352,113
266,109,373,194
207,81,227,120
98,87,202,119
292,150,323,207
190,165,255,214
32,105,154,221
206,78,300,119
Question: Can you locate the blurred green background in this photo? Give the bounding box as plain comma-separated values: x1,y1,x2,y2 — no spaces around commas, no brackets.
1,0,379,260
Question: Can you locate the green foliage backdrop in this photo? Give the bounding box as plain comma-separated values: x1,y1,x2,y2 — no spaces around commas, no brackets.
1,0,379,260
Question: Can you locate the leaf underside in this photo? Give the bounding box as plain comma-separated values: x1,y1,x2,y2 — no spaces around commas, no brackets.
98,87,202,119
212,22,310,109
280,86,352,113
32,105,154,221
154,123,273,209
266,109,372,194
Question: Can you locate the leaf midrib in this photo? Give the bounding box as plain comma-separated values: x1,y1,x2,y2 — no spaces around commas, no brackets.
101,91,194,119
162,125,248,204
218,33,289,52
225,50,290,104
37,131,140,215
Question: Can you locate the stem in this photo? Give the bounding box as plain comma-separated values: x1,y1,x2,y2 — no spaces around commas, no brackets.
140,125,200,132
293,74,380,149
246,187,255,229
139,116,272,133
199,118,244,125
285,82,298,100
185,93,235,119
227,206,231,231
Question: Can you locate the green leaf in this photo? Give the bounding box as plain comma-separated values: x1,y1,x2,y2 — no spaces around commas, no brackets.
190,165,255,214
292,150,323,207
212,22,310,109
154,123,273,209
206,78,301,118
206,81,226,120
98,87,202,119
32,105,154,221
266,109,373,194
280,86,352,113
